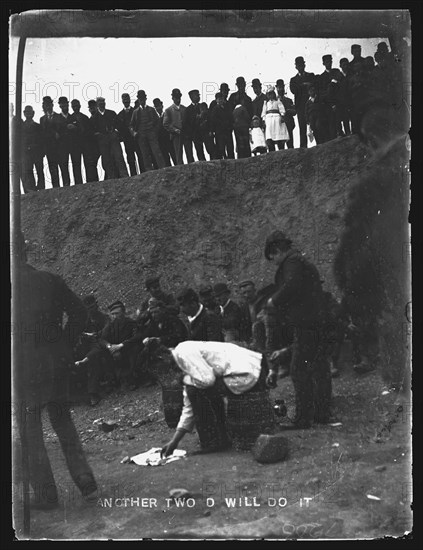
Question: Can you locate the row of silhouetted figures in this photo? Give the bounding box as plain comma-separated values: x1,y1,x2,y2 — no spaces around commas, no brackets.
12,41,403,193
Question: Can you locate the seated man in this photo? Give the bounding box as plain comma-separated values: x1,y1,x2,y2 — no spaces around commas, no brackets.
213,282,243,343
74,295,113,405
83,300,138,396
176,287,223,341
140,338,272,455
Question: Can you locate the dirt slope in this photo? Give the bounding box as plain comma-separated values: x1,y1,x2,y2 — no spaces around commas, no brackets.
21,135,372,310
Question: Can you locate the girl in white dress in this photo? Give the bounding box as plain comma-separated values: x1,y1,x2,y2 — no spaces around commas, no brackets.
261,86,289,150
249,116,268,155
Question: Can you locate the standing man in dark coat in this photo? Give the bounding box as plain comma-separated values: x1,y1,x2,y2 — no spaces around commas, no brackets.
232,98,251,159
183,89,206,163
198,284,219,315
56,96,73,186
163,88,188,165
177,288,223,342
290,56,316,148
15,234,97,509
276,79,296,148
68,99,99,183
305,85,329,145
228,76,253,118
39,96,62,187
90,97,129,180
337,58,352,137
209,92,235,160
213,283,243,342
209,82,230,111
317,55,343,141
21,106,45,192
130,90,165,171
251,78,267,120
264,230,332,428
349,44,366,72
117,93,143,176
153,98,175,167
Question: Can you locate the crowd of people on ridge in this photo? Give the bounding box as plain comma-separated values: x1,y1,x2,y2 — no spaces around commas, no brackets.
12,42,400,193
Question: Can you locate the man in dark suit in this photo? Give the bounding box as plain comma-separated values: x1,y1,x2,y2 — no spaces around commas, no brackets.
209,92,235,159
251,78,267,119
139,275,177,316
276,79,296,148
177,288,223,342
199,284,219,314
290,56,316,148
264,231,332,429
153,98,175,166
209,82,230,111
183,89,206,163
213,282,243,343
89,97,129,180
39,96,62,187
305,85,329,145
56,96,73,185
349,44,366,72
130,90,165,171
228,76,253,118
337,58,352,136
117,93,143,176
68,99,99,183
21,105,45,192
15,234,97,509
317,55,343,141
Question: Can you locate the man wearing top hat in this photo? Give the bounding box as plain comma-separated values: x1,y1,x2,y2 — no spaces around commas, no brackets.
39,95,62,187
183,89,206,163
163,88,188,165
130,90,165,171
213,283,243,343
276,79,296,148
251,78,267,120
228,76,253,118
289,57,316,148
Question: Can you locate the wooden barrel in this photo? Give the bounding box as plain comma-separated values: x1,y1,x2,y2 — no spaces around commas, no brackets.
161,387,184,429
226,391,275,451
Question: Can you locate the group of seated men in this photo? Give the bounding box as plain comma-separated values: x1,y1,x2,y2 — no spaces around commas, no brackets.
14,42,400,193
74,265,362,409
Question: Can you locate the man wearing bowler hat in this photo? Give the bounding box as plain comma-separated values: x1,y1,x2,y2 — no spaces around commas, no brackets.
39,95,62,187
117,93,144,175
183,89,206,163
228,76,253,118
276,79,296,148
163,88,188,165
317,55,343,141
289,56,316,148
251,78,267,119
213,282,243,343
68,99,99,183
130,90,165,171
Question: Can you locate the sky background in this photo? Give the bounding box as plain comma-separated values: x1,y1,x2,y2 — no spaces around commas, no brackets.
10,36,386,186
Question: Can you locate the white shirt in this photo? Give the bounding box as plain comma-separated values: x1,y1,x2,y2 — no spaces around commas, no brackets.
173,341,262,432
219,298,231,315
187,303,203,324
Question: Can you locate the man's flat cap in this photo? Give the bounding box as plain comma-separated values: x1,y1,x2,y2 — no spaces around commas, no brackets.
213,282,230,296
177,287,199,303
239,279,255,289
171,88,182,97
145,275,160,289
188,89,199,97
322,54,332,61
108,300,125,312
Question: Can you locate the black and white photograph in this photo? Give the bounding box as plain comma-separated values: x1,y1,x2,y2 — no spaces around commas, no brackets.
9,8,412,540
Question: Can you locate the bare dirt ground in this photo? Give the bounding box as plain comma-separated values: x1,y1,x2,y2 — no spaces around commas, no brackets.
13,342,411,540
